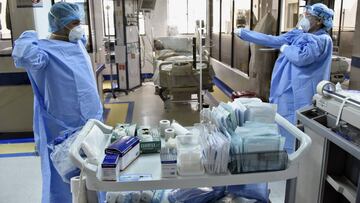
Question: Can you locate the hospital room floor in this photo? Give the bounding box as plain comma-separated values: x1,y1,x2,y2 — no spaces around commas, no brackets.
0,82,285,203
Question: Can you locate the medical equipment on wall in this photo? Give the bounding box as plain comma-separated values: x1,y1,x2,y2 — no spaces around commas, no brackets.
113,0,141,91
295,80,360,203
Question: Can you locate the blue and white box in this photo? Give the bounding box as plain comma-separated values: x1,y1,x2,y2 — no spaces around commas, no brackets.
105,136,140,171
101,154,120,181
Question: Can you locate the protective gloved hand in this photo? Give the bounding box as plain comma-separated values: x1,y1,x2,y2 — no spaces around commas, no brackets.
234,28,243,37
280,44,289,53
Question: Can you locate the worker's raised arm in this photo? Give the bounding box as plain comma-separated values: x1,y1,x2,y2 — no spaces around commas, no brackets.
12,31,49,70
235,28,302,49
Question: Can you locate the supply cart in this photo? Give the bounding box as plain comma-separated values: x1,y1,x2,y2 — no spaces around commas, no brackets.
69,114,311,203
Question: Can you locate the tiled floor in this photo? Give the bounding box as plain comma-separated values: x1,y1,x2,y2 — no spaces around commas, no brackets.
0,82,286,203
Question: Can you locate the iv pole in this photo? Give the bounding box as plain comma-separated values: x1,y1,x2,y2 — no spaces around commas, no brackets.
106,5,116,98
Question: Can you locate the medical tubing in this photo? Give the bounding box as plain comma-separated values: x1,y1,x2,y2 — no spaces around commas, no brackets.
335,97,351,127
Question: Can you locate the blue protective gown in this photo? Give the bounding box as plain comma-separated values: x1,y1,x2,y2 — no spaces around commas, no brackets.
239,28,332,152
12,31,103,203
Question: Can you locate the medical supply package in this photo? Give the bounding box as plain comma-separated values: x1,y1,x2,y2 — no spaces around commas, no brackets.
105,136,140,170
137,126,161,154
101,154,120,181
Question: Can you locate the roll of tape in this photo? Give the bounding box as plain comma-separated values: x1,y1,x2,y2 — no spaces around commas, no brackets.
171,122,190,135
159,120,171,137
164,128,175,140
70,176,87,203
160,120,171,126
317,80,335,96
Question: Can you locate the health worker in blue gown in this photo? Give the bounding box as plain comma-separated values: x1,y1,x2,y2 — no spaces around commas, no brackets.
12,2,103,203
235,3,334,152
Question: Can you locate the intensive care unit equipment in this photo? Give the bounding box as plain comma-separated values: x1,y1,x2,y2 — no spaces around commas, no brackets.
296,80,360,203
63,96,312,203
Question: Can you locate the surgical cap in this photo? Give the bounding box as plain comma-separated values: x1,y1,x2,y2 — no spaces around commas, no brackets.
306,3,334,30
48,2,83,33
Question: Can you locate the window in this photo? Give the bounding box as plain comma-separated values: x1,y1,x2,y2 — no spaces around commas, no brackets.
233,0,251,73
220,0,232,65
211,0,220,60
252,0,280,32
0,0,12,56
332,0,357,57
168,0,206,34
281,0,299,32
138,12,145,35
53,0,93,52
210,0,280,75
103,0,115,36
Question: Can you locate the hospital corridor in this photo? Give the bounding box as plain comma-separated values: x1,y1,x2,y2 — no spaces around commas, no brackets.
1,0,360,203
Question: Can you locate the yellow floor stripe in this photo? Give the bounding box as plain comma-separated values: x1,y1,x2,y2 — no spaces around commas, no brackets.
0,143,35,154
103,81,112,90
104,103,129,126
211,86,231,103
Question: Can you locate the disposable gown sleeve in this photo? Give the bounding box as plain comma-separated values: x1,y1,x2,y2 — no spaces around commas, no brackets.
12,31,49,70
238,29,301,49
281,36,325,67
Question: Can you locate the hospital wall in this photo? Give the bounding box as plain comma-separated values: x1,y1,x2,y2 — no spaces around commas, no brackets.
0,0,100,134
0,1,37,134
349,2,360,90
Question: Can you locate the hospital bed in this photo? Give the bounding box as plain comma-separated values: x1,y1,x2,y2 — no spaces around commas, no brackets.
69,114,311,203
152,36,214,109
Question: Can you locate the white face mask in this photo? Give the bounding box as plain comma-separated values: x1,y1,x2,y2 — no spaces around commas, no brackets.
68,25,85,42
298,17,311,32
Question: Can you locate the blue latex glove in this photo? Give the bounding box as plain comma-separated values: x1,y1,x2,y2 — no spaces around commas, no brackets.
234,28,242,37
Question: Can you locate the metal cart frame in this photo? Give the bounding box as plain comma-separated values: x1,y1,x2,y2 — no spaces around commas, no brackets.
70,114,311,203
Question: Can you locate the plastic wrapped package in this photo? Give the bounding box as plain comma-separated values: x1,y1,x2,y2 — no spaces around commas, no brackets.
177,146,205,176
200,125,231,174
171,120,190,136
244,103,277,123
227,184,269,203
219,102,238,130
216,194,257,203
106,191,157,203
228,102,247,127
233,98,262,105
50,131,80,183
242,135,284,153
168,187,226,203
234,126,278,138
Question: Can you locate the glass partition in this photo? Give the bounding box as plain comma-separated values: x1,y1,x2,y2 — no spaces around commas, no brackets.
0,0,12,56
233,0,251,74
211,0,220,60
